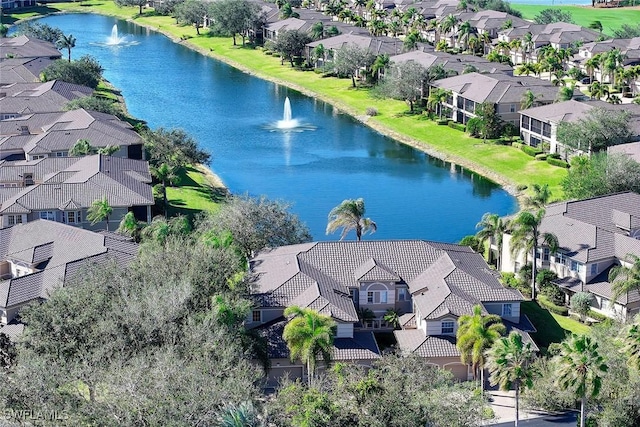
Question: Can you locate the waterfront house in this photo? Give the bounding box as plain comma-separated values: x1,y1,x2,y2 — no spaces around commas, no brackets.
0,80,93,120
389,49,513,77
0,154,154,230
0,57,56,85
500,192,640,320
249,240,532,386
0,219,138,327
0,35,61,61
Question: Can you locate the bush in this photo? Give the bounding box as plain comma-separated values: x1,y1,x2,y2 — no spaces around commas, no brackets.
516,184,528,191
535,153,548,161
366,107,378,117
41,55,104,89
520,144,543,157
587,309,608,322
466,117,482,137
547,153,561,159
436,119,448,125
539,295,569,316
448,121,466,131
547,157,570,168
512,141,523,149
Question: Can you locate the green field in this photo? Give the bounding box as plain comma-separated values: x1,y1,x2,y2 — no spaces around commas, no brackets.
512,4,640,36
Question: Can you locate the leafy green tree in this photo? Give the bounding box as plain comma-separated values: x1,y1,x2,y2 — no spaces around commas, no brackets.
197,195,312,259
283,306,336,386
375,61,428,112
456,305,506,389
143,127,210,170
117,211,144,242
65,96,125,119
114,0,147,15
475,102,503,140
41,55,104,89
486,332,536,427
557,85,574,102
613,24,640,39
570,292,593,322
332,43,375,88
510,209,558,300
97,145,120,156
326,198,377,241
562,153,640,199
534,8,574,24
273,30,311,66
175,0,208,35
56,33,76,62
459,235,485,254
609,254,640,305
0,333,16,370
141,215,191,246
620,321,640,371
476,212,508,270
383,309,401,329
69,138,94,156
588,20,603,33
87,196,113,231
14,22,63,43
208,0,263,46
521,357,575,412
555,334,608,427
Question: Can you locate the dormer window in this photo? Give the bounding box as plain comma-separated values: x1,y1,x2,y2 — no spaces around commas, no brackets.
65,211,81,224
503,303,512,317
441,321,454,334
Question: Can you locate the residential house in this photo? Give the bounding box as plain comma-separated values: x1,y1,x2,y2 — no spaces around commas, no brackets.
389,48,513,76
432,11,528,50
430,72,573,126
0,219,138,326
0,108,145,161
500,192,640,320
519,100,640,154
0,57,56,85
0,80,93,120
569,37,640,87
249,240,532,386
0,154,154,229
305,34,402,68
0,35,61,61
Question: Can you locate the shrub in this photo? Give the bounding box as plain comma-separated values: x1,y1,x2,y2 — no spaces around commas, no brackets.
512,141,523,149
366,107,378,117
546,157,570,168
520,144,543,157
436,119,448,125
535,153,548,161
466,117,482,137
448,121,466,131
539,295,569,316
547,153,561,159
516,184,528,191
587,309,609,323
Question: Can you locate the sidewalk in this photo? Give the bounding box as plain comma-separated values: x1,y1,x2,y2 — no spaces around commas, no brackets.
483,390,548,425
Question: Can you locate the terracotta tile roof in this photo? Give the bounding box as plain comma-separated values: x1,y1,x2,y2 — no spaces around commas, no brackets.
394,329,461,357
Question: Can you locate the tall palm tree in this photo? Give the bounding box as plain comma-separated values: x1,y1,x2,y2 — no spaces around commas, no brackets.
456,305,506,390
457,21,475,52
282,306,336,386
555,334,608,427
509,209,559,300
522,32,534,63
609,254,640,304
620,320,640,371
326,198,377,241
584,56,600,83
588,80,607,100
520,89,538,110
87,196,113,231
486,332,537,427
524,183,552,209
427,87,451,119
476,212,508,270
516,63,537,77
56,33,76,62
151,162,177,218
439,14,459,47
117,211,144,242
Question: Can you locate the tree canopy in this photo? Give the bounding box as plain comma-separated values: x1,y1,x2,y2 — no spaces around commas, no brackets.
561,153,640,200
556,107,631,154
143,127,211,170
533,8,574,24
14,22,63,43
273,30,311,67
375,61,428,112
332,44,375,88
41,55,104,89
175,0,208,35
208,0,264,45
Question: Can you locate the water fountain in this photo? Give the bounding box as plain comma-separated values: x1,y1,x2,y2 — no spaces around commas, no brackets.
277,97,300,129
106,24,125,45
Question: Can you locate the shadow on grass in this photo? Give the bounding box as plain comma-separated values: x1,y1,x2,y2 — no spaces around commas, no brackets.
521,301,572,354
2,5,60,24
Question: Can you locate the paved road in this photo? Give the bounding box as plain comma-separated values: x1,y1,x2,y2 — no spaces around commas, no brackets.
492,412,577,427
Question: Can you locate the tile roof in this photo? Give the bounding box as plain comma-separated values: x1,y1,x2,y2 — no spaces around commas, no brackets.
0,220,138,310
0,81,93,116
390,49,513,75
0,57,55,85
0,36,61,60
394,329,461,357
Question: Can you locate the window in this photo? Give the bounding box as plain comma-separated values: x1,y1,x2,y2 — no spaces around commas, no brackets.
397,288,407,301
442,321,454,334
55,151,68,157
380,291,387,304
367,291,374,304
570,260,579,272
590,263,598,276
543,248,550,262
503,303,513,317
66,211,80,224
366,290,388,304
7,215,23,226
510,103,517,113
530,136,541,148
32,155,45,160
252,310,261,322
39,211,55,221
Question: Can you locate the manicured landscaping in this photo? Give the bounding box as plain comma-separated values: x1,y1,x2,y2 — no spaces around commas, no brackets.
166,165,226,217
512,4,640,37
3,2,569,198
521,300,590,352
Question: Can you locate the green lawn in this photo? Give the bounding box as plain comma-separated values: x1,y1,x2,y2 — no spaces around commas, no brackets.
512,4,640,37
165,165,226,217
4,2,570,198
521,300,590,353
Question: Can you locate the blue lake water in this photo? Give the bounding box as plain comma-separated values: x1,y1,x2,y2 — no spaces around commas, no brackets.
35,14,518,242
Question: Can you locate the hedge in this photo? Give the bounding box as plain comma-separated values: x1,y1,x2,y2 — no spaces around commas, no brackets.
535,153,548,161
520,144,543,157
547,157,570,168
587,309,609,322
436,119,449,125
539,295,569,316
512,142,523,149
448,121,466,131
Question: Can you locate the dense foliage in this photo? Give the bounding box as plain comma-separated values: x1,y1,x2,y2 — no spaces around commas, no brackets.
41,55,104,89
561,153,640,200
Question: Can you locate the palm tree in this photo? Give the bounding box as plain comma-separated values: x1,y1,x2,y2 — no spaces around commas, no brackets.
69,138,93,156
523,183,552,209
555,334,608,427
371,53,390,81
609,254,640,304
516,63,537,77
217,401,261,427
326,198,377,241
456,305,506,390
588,80,607,100
56,33,76,62
117,211,144,242
439,14,459,48
522,32,534,63
457,21,475,52
520,89,538,110
509,209,559,300
151,162,177,218
427,87,451,119
476,212,508,270
486,332,536,427
87,196,113,231
584,56,600,83
620,320,640,371
383,308,402,329
282,306,336,386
